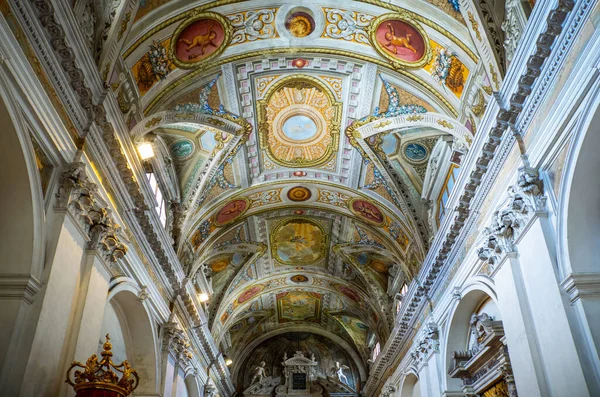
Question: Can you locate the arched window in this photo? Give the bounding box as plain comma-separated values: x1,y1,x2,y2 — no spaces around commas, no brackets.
396,283,409,313
146,172,167,227
437,165,461,224
372,342,381,361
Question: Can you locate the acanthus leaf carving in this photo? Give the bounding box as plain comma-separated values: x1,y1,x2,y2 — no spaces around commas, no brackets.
410,322,439,368
56,162,127,263
478,167,546,272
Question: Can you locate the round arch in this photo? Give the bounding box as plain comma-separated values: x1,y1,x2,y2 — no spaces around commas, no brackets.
184,373,201,397
231,324,368,383
0,79,46,389
558,87,600,277
102,288,160,395
441,287,499,393
399,372,420,397
0,79,45,281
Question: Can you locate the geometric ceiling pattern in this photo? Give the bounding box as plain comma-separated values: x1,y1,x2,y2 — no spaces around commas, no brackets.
108,0,499,388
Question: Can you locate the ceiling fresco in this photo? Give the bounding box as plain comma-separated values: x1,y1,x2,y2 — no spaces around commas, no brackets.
106,0,500,388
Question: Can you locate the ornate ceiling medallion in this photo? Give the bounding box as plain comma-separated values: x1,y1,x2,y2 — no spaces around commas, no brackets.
287,186,312,201
368,13,431,69
214,198,249,227
348,198,386,226
402,141,429,165
169,12,232,69
290,274,309,283
285,11,315,38
257,75,342,168
170,139,195,160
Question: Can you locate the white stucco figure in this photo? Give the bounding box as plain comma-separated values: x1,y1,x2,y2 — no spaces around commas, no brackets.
251,361,268,384
335,361,349,384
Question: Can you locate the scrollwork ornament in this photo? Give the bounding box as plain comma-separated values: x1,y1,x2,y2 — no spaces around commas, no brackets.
55,162,87,208
323,9,374,44
228,9,277,44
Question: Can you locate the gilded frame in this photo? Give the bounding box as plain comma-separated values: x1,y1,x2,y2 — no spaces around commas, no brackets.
169,12,232,70
256,75,342,168
276,291,322,324
213,197,251,227
347,197,387,226
270,217,329,266
368,13,432,69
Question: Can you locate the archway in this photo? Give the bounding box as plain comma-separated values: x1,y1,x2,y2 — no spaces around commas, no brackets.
558,87,600,392
236,332,361,394
0,88,45,388
101,289,159,395
400,373,420,397
562,96,600,276
443,289,501,393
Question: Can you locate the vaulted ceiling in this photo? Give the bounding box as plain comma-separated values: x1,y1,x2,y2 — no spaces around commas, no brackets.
104,0,498,385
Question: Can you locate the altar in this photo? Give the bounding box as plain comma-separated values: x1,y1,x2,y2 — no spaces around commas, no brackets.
242,350,358,397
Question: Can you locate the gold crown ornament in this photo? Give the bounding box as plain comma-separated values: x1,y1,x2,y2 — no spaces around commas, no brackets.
66,334,139,397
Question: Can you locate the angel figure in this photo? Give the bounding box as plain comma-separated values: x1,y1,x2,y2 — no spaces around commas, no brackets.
334,361,349,384
251,361,268,384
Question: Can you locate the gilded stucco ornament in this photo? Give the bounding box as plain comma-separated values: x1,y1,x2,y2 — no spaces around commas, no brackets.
368,13,432,69
257,75,342,168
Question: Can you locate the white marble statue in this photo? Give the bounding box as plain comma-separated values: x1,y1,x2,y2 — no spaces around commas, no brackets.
251,361,268,384
335,361,349,384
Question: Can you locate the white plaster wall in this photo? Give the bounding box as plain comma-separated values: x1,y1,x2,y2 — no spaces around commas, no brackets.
518,219,590,397
163,354,176,397
494,260,543,397
412,379,421,397
98,301,128,365
175,368,189,397
20,217,87,397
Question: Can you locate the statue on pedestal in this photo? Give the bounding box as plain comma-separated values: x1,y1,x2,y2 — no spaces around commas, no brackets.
251,361,268,384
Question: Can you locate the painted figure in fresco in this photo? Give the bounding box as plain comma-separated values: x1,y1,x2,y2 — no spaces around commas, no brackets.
335,361,350,384
355,201,383,223
384,23,417,54
251,361,268,384
221,201,245,216
179,24,218,59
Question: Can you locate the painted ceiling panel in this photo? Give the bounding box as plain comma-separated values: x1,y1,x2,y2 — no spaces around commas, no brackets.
114,0,494,376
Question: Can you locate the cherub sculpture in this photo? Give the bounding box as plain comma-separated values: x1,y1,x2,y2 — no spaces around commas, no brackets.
251,361,268,384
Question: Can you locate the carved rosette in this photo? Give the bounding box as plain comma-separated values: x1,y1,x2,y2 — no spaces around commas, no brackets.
56,161,128,262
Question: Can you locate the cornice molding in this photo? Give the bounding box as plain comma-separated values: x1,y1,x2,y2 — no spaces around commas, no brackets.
561,273,600,304
0,274,43,305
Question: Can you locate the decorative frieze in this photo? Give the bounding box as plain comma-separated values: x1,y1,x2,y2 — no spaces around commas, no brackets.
502,0,527,62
